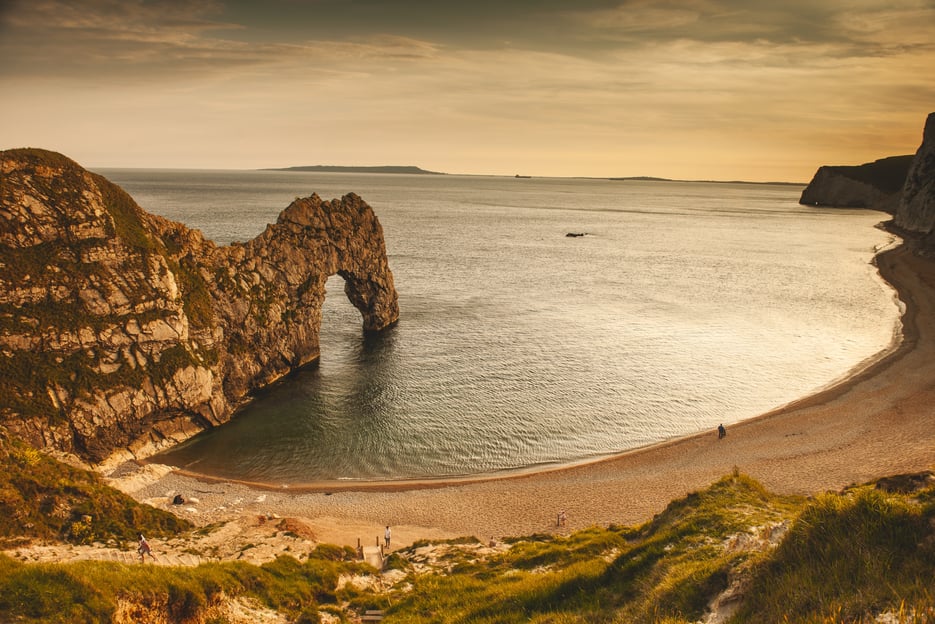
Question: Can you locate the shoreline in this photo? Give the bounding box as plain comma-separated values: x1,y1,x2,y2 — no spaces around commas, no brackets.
122,230,935,549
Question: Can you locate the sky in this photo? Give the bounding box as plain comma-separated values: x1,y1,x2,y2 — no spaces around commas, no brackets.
1,0,933,181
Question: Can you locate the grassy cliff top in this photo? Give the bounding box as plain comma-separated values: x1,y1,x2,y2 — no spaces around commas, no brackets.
828,154,916,193
0,450,931,623
0,435,191,547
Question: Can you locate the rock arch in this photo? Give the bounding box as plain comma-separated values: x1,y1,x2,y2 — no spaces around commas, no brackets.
215,192,399,396
0,148,399,461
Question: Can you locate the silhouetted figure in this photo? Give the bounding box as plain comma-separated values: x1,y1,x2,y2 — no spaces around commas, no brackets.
718,423,727,440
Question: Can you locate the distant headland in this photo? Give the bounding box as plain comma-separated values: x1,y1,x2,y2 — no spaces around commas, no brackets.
263,165,445,175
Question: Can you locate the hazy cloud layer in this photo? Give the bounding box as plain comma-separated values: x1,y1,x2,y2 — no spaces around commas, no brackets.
1,0,933,179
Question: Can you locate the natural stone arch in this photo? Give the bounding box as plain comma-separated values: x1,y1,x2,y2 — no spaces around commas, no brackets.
218,191,400,396
338,268,398,332
0,149,400,461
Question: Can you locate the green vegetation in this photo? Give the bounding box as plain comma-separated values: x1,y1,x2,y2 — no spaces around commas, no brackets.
831,154,916,193
384,473,802,623
736,484,935,623
0,332,206,425
0,436,190,546
0,549,375,624
0,148,220,435
376,473,933,624
90,172,159,252
0,348,104,421
173,254,216,329
0,442,931,623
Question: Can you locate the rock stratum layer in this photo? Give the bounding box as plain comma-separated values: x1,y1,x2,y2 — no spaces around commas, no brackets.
894,113,935,235
0,148,398,464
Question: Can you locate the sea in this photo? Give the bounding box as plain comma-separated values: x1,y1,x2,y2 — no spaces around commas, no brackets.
97,169,901,486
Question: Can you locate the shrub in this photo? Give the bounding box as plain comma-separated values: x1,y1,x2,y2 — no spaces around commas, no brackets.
0,437,191,545
732,485,935,623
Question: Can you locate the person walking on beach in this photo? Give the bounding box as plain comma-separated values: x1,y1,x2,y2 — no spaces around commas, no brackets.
384,525,391,549
717,423,727,440
137,533,156,563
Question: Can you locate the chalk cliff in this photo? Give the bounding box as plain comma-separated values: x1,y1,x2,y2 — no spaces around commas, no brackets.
799,154,914,212
894,113,935,235
0,148,398,463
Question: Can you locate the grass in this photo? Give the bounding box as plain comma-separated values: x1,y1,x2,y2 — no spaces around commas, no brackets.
828,154,916,193
374,472,933,624
89,172,159,253
383,472,802,624
0,147,220,450
0,420,931,623
731,483,935,623
0,545,377,624
0,436,191,546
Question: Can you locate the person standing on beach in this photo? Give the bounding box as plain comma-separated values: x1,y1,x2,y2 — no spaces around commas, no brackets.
718,424,727,440
384,525,391,549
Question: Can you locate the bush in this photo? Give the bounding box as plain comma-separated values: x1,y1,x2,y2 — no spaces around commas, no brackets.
0,437,191,545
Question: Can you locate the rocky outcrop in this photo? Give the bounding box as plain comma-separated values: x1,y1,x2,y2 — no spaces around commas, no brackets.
799,154,914,212
894,113,935,235
0,148,398,463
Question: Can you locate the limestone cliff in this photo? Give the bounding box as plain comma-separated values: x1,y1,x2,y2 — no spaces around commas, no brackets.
799,154,914,212
894,113,935,235
0,148,398,463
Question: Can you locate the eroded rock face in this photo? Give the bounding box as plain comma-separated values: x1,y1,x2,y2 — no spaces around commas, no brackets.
799,155,914,212
894,112,935,234
0,148,398,463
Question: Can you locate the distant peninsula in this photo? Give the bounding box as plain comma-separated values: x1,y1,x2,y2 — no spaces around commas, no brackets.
264,165,445,175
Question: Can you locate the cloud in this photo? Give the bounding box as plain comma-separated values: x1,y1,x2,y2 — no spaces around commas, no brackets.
0,0,931,179
1,0,236,38
0,0,442,83
1,0,240,77
566,0,935,53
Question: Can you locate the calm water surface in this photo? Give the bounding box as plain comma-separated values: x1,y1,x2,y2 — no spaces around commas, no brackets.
99,170,901,484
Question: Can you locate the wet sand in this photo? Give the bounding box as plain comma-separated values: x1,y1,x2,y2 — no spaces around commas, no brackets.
125,239,935,551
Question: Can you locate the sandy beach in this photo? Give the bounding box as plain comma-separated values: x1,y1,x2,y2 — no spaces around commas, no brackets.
119,234,935,553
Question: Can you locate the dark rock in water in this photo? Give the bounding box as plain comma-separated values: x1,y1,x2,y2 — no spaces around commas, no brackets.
799,154,914,212
566,232,587,237
894,112,935,235
0,148,399,464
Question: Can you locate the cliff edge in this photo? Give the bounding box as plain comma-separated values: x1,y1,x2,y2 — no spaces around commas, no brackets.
0,148,398,464
799,154,914,212
894,112,935,235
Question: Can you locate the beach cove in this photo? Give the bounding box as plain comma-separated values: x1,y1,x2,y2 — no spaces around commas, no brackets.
110,170,900,485
116,233,935,551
